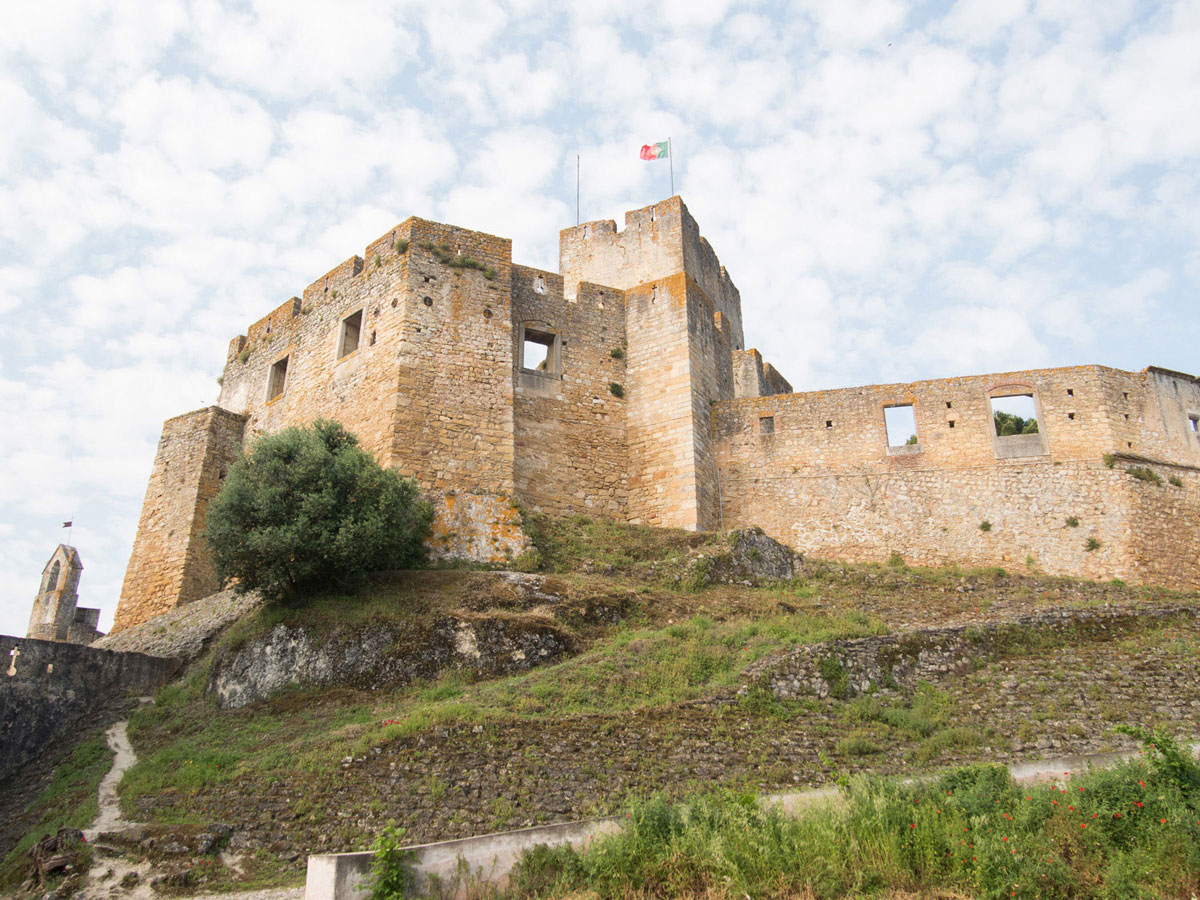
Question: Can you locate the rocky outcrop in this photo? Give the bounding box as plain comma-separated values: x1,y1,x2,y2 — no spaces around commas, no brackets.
745,604,1200,700
210,614,577,709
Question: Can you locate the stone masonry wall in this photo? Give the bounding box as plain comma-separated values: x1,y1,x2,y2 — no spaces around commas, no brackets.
512,268,630,518
714,365,1200,588
113,407,246,633
0,635,180,781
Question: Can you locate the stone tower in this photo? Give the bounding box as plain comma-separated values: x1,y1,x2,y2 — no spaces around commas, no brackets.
27,545,102,645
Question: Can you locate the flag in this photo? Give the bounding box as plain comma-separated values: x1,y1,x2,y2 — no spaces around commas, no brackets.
640,141,669,160
62,521,72,528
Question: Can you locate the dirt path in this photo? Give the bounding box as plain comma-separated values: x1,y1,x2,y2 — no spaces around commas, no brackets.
86,718,139,839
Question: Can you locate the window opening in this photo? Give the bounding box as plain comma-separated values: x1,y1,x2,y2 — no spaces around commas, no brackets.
946,401,953,409
339,311,362,358
267,356,288,400
826,420,833,428
990,394,1040,436
759,416,775,434
1190,415,1199,434
369,330,376,346
1067,389,1074,397
521,327,558,374
534,275,546,294
948,420,956,428
43,561,61,593
884,405,918,447
1068,412,1076,421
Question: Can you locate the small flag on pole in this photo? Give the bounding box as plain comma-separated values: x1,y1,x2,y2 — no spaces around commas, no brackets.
640,141,669,160
62,521,72,528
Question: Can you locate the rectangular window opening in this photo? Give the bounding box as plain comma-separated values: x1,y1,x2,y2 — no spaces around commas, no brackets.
1067,388,1074,397
267,356,288,401
825,419,833,428
884,404,918,447
521,327,558,374
990,394,1040,436
948,420,956,428
759,415,774,434
339,310,362,359
1068,412,1076,421
1189,415,1199,434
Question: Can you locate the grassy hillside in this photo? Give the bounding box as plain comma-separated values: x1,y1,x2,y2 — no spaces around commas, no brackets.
9,514,1200,895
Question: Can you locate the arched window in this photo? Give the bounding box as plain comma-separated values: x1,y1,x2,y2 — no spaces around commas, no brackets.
43,561,61,593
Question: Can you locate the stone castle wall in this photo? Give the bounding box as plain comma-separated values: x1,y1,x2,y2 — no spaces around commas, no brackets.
511,269,630,519
111,197,1200,633
113,407,246,632
712,366,1200,587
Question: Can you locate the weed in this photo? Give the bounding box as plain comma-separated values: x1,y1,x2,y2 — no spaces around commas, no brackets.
817,654,848,698
609,382,625,398
1065,515,1081,527
238,347,251,364
393,238,409,254
374,253,382,268
1126,465,1164,485
1168,474,1184,487
978,520,992,532
363,823,417,900
1085,537,1102,552
836,734,884,757
610,346,625,359
1103,452,1117,467
886,551,906,568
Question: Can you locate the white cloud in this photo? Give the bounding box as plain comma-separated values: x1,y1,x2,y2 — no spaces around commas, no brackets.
3,0,1200,637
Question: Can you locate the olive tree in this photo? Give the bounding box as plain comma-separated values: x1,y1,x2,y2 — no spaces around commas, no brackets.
205,419,433,604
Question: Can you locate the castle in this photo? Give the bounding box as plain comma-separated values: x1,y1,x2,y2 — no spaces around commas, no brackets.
110,197,1200,633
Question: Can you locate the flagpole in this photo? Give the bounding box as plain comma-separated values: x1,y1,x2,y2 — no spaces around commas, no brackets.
668,137,674,197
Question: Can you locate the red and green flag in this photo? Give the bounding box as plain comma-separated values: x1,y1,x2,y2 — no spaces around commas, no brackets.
640,141,669,160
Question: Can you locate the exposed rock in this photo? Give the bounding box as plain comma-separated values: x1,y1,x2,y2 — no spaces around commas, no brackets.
210,614,577,708
94,589,262,662
745,603,1200,700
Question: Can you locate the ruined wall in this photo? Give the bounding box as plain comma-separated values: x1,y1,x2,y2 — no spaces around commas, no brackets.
113,407,246,633
511,267,630,518
733,349,793,399
714,365,1200,587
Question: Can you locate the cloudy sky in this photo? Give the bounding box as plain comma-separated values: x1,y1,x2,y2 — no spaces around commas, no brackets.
2,0,1198,636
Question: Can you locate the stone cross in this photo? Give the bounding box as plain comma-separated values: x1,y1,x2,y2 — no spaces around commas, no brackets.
6,645,19,677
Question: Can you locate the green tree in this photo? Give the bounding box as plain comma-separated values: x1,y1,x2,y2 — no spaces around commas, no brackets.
205,420,434,604
993,410,1039,436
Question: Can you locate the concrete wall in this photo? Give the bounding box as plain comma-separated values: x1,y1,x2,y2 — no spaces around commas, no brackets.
305,818,622,900
0,636,180,781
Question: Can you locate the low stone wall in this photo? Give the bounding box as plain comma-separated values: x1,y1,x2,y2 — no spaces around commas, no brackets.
745,605,1200,700
0,636,181,782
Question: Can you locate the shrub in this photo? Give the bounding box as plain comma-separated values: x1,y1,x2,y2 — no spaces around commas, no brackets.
205,420,434,604
393,238,409,254
609,382,625,398
237,347,251,364
1126,466,1164,485
363,823,417,900
610,346,625,360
